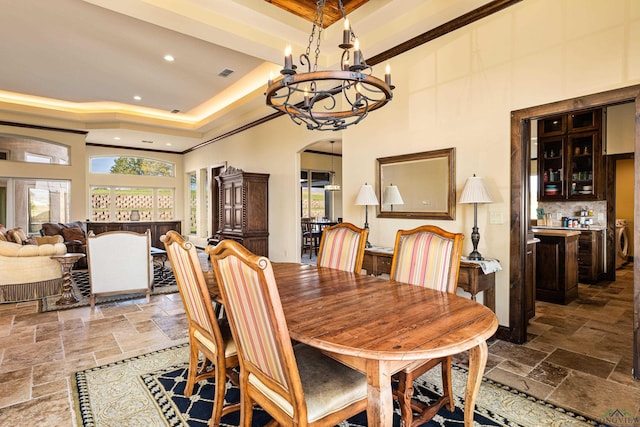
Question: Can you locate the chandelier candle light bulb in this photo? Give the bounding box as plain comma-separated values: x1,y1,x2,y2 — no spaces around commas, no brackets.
284,45,293,72
342,18,351,46
353,39,362,67
303,87,310,109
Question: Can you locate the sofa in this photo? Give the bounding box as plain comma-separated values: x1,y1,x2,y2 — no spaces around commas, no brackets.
0,235,67,303
40,221,88,269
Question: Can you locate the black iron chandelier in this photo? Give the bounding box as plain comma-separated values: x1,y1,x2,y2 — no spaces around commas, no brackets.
265,0,394,131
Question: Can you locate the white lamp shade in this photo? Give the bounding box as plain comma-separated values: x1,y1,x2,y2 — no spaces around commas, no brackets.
383,184,404,205
355,183,379,205
459,175,493,204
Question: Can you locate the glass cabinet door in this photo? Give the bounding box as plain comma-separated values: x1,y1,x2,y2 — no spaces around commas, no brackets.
538,137,565,200
567,131,599,199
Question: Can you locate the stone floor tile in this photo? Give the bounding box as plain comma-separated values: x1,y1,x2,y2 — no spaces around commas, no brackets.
484,367,554,401
527,360,570,387
0,337,64,374
485,340,547,367
0,367,31,409
544,348,615,379
495,359,533,376
0,390,74,425
547,370,640,424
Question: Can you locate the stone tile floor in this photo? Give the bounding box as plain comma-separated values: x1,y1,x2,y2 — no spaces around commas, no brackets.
0,262,638,426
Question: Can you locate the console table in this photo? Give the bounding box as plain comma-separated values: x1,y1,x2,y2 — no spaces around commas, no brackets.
363,247,496,313
86,220,181,250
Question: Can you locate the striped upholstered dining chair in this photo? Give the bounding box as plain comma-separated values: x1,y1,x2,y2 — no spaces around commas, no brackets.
316,222,368,273
389,225,464,427
161,231,240,427
208,239,369,427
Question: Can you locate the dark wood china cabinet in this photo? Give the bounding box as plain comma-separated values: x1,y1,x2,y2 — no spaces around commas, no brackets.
537,108,603,201
210,166,269,257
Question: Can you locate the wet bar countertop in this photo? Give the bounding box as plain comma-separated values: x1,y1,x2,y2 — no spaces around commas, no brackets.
531,228,582,237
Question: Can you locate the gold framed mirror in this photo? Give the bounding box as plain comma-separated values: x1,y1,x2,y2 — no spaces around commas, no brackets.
376,148,456,220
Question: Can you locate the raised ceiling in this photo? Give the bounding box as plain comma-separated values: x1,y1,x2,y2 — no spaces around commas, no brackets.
265,0,370,27
0,0,495,153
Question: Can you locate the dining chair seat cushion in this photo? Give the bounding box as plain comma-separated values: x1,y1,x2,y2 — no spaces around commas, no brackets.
248,344,367,423
393,232,455,290
193,324,237,358
317,227,361,272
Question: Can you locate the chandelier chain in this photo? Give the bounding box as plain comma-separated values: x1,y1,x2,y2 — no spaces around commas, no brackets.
306,0,327,72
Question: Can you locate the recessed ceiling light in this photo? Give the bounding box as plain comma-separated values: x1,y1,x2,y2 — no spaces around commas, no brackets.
166,143,172,146
164,54,175,62
114,137,121,140
133,95,142,101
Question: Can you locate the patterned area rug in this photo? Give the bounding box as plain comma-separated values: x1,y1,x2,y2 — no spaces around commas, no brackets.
73,345,602,427
41,264,177,312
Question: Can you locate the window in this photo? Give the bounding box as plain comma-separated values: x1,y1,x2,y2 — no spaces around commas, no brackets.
22,180,69,233
188,172,197,234
0,135,69,164
90,187,174,221
25,153,52,163
89,156,174,177
300,170,331,218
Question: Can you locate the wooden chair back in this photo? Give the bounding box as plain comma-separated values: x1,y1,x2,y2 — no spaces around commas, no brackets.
163,231,220,343
209,240,303,417
390,225,464,293
389,225,464,427
316,222,368,273
209,239,369,426
86,230,151,307
161,230,239,425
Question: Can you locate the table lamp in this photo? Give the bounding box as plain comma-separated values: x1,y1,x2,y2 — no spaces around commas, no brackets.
459,174,493,260
355,182,378,248
383,183,404,211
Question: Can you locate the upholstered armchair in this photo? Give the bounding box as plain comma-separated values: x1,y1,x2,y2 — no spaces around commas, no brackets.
40,221,88,268
0,238,66,302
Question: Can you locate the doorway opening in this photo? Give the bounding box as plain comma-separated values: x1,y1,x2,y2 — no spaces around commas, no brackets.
509,85,639,380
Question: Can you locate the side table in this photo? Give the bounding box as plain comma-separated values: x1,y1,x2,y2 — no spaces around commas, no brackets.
50,253,86,305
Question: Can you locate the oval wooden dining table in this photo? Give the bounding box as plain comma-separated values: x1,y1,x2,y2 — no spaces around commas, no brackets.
208,262,498,427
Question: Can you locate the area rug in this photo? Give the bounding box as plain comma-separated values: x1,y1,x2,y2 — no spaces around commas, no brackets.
41,264,177,312
73,345,603,427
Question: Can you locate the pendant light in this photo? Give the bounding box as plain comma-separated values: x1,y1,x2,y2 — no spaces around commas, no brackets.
324,141,341,191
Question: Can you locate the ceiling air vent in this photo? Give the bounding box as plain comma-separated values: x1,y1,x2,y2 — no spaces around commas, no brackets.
171,109,181,114
141,140,154,144
218,68,235,78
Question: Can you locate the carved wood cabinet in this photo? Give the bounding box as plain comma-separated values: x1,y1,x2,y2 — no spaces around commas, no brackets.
212,166,269,256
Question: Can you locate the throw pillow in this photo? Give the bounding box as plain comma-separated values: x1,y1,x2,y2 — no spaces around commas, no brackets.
35,235,64,245
0,226,7,241
6,227,29,245
61,226,86,243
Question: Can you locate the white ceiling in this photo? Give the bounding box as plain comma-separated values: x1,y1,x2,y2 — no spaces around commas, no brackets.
0,0,493,153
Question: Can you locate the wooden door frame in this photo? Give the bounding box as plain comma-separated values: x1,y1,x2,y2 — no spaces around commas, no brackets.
509,85,640,379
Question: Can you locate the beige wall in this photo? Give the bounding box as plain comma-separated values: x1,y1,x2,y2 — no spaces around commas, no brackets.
183,0,640,326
